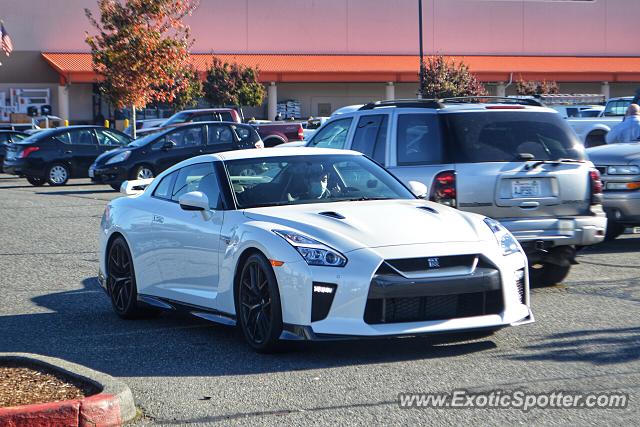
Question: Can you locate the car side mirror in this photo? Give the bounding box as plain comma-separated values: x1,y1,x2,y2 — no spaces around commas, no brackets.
162,140,176,151
408,180,428,199
178,191,210,211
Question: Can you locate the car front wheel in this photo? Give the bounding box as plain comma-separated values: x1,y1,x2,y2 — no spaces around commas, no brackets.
237,253,283,353
132,165,154,180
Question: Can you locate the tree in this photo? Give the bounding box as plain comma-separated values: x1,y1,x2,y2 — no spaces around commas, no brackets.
203,57,266,111
420,56,486,99
516,79,559,95
168,65,203,111
85,0,199,137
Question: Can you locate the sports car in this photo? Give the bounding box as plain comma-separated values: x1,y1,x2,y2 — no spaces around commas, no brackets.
98,148,533,352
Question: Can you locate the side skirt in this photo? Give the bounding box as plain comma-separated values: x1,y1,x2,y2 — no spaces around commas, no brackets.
137,294,237,327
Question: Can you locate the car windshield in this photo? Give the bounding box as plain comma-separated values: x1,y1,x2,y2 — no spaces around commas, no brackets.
225,154,415,209
441,111,586,162
127,132,164,147
162,112,191,126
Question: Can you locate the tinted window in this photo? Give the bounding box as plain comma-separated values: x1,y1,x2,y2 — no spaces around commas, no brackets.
193,113,218,122
232,125,260,144
70,129,97,145
350,114,388,164
96,129,130,146
153,171,177,200
171,162,221,209
442,112,586,163
396,114,442,166
604,100,630,117
308,118,352,149
53,132,72,144
166,126,204,148
207,125,234,145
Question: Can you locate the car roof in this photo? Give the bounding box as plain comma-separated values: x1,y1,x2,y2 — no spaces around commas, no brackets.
211,147,362,161
334,103,557,117
180,108,236,113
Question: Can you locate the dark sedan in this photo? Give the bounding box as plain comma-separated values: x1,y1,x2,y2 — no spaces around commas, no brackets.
2,126,132,186
89,121,264,190
0,131,28,172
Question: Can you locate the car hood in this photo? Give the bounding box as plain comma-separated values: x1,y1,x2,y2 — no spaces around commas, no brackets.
243,199,485,252
94,147,130,165
587,143,640,165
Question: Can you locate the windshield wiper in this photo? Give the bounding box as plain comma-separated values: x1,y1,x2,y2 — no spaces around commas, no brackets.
525,158,583,170
341,196,394,202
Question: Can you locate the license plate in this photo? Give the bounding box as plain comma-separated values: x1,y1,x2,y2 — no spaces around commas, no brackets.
88,168,95,178
512,179,541,197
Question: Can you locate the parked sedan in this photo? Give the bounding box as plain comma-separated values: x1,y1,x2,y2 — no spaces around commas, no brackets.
98,148,533,352
90,122,264,191
0,130,28,172
2,126,132,186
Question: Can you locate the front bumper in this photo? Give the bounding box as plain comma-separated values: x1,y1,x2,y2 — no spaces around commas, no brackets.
499,212,606,249
274,242,533,340
602,191,640,224
90,164,128,185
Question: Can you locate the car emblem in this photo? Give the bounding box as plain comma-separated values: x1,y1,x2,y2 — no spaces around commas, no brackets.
427,257,440,269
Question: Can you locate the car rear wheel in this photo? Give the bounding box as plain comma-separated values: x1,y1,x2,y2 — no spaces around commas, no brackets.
107,236,154,319
26,176,45,186
47,163,69,186
529,262,571,287
133,165,154,180
585,131,606,148
237,253,283,353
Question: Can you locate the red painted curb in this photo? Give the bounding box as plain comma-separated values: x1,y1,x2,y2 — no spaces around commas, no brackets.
0,393,122,427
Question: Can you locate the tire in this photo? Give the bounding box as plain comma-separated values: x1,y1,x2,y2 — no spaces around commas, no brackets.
263,138,285,148
46,163,69,186
132,165,154,180
236,253,283,353
529,262,571,287
106,236,155,319
110,183,122,192
585,131,606,148
605,221,626,241
26,176,46,186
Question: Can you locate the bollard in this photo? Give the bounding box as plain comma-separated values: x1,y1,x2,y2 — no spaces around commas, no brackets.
104,119,110,128
64,120,69,127
124,118,130,130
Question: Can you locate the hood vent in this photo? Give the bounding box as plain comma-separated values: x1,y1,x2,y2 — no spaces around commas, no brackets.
318,211,346,220
417,206,438,214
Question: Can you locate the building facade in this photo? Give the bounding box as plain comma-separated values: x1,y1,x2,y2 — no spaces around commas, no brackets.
1,0,639,123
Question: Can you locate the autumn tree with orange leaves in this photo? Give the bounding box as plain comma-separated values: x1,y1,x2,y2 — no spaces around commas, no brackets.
85,0,199,137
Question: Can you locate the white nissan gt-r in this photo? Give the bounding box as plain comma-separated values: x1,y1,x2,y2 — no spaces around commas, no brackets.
98,148,533,352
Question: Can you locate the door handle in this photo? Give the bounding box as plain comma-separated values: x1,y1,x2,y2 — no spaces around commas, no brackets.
519,201,539,209
64,150,72,154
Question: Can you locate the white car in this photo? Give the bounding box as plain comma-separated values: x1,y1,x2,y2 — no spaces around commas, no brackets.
98,148,533,352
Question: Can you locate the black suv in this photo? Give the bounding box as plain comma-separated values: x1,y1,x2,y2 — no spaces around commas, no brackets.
89,121,263,190
0,131,28,172
3,126,132,186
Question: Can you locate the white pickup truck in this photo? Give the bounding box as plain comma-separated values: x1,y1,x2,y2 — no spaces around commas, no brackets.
566,96,634,147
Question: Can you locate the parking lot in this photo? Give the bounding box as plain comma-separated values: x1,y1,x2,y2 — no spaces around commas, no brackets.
0,174,638,425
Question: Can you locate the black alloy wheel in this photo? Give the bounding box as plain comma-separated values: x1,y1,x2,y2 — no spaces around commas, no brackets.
26,176,45,186
107,236,151,319
237,253,283,352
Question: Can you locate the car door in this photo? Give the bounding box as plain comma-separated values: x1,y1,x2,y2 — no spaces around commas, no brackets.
94,128,131,154
146,162,224,308
55,129,99,177
204,124,236,154
152,125,205,173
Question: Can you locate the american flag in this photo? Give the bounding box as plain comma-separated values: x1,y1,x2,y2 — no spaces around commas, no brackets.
1,22,13,56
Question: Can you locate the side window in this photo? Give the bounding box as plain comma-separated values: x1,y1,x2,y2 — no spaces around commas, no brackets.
152,171,178,200
308,118,352,149
396,114,442,166
208,125,234,145
193,113,217,122
69,129,97,145
96,129,130,146
171,162,221,209
0,134,9,143
350,114,388,164
166,126,204,148
232,125,259,144
53,131,72,144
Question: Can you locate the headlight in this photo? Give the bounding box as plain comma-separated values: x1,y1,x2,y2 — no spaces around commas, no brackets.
105,151,131,165
484,218,520,256
607,165,640,175
273,230,347,267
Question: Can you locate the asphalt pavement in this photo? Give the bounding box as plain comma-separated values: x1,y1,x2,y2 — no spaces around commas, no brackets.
0,175,638,425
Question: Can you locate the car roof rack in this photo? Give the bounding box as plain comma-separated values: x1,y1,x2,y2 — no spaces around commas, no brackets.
359,99,445,110
439,96,544,107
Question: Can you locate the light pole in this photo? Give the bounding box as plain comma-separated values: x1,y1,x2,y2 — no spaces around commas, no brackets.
418,0,425,99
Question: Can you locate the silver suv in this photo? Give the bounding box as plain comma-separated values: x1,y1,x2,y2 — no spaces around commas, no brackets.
305,98,607,285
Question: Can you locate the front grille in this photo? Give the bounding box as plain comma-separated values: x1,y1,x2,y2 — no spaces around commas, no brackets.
363,290,503,324
386,254,477,274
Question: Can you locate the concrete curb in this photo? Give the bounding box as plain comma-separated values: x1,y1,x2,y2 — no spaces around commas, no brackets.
0,353,136,427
